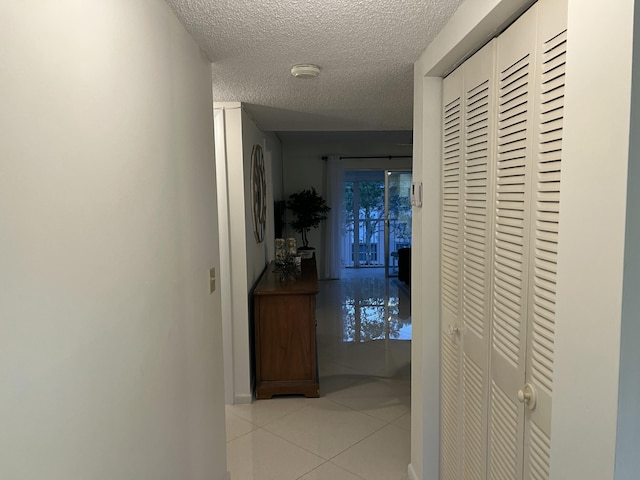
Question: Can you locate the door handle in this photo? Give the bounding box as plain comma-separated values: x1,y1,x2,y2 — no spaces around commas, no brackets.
448,324,460,336
517,383,537,410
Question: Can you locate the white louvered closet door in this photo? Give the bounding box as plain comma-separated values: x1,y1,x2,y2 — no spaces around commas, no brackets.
440,39,497,480
489,7,537,479
441,65,463,480
460,41,496,480
489,0,567,478
523,1,566,478
440,1,566,479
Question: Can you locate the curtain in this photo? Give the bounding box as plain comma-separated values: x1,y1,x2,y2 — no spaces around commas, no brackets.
323,155,344,279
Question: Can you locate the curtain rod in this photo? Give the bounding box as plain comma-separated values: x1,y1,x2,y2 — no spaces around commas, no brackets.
321,155,412,160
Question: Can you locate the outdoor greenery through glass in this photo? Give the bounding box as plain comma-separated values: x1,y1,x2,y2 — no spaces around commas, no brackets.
344,174,412,268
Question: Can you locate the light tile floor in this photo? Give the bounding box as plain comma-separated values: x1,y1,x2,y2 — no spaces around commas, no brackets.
226,268,412,480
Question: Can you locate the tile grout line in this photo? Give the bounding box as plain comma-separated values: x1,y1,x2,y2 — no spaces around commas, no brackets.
294,460,367,480
248,395,397,462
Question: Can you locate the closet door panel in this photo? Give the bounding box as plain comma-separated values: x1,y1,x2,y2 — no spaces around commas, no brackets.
461,40,496,480
442,69,464,329
524,1,567,478
489,5,537,479
441,67,464,480
439,2,567,479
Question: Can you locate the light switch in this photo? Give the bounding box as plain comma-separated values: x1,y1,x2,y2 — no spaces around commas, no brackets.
209,267,216,293
410,181,423,207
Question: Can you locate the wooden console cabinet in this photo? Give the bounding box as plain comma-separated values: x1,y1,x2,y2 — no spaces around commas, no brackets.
253,258,319,399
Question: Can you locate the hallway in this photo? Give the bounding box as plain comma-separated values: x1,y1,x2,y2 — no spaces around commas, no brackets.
225,268,412,479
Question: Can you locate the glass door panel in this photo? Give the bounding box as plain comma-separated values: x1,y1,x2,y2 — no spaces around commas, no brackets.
385,171,412,277
344,171,385,268
343,170,411,274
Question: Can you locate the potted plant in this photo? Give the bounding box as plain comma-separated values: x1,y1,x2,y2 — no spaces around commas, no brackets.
287,187,330,255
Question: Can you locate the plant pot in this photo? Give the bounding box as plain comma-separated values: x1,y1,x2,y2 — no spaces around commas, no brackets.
297,247,315,259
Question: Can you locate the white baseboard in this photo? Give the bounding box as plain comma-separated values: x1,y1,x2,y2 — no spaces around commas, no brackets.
408,463,419,480
233,393,252,405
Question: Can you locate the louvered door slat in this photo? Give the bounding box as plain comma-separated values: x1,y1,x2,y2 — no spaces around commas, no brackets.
489,381,519,479
441,67,464,480
527,422,551,480
489,6,538,479
460,41,496,480
442,332,461,480
442,94,462,317
463,354,484,479
530,25,565,391
523,0,567,476
439,42,496,480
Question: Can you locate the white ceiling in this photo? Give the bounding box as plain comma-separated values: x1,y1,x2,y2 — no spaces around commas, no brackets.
165,0,464,131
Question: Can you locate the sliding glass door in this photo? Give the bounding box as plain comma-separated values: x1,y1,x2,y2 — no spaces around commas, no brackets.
343,170,412,275
344,170,384,268
385,171,412,277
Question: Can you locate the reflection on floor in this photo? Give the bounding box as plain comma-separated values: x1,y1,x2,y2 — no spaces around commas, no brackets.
225,268,412,480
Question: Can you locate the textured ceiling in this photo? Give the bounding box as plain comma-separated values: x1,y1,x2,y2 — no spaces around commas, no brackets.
165,0,464,131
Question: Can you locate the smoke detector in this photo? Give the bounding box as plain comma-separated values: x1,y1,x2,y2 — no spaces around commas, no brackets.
290,64,321,79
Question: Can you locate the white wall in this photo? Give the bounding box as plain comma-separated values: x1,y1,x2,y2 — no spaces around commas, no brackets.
615,4,640,478
551,1,633,477
280,131,413,278
412,0,637,479
615,2,640,480
242,110,278,283
0,1,228,479
265,125,284,261
214,103,252,405
214,103,282,404
408,75,443,480
269,138,285,201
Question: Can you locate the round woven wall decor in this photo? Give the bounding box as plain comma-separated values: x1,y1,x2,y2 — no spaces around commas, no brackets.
251,144,267,243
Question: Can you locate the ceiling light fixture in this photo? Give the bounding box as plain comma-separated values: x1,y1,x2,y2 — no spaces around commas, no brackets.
290,64,321,79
